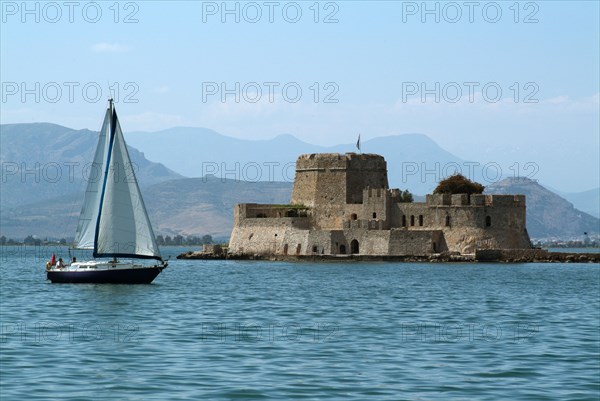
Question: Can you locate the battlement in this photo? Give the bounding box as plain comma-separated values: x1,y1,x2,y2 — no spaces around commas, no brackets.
425,194,526,207
364,187,385,198
236,203,310,219
296,152,386,167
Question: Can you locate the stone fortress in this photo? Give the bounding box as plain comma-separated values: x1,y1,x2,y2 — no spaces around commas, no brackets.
228,153,532,257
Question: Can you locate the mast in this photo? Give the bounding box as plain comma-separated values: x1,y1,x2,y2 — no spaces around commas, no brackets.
93,99,116,258
92,100,163,261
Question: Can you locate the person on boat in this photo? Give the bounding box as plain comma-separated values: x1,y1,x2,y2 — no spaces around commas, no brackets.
71,256,77,265
56,258,65,268
46,254,56,269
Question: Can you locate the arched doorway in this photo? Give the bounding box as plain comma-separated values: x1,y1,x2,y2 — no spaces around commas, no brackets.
350,239,359,254
339,244,346,254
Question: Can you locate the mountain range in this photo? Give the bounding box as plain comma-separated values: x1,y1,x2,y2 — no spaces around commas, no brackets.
1,123,598,240
0,123,181,209
126,127,600,218
126,127,469,196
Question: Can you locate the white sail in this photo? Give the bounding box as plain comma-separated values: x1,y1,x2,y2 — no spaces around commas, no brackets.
73,109,111,249
94,108,162,260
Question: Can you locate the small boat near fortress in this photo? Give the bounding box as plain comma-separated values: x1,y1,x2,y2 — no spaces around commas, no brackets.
46,100,167,284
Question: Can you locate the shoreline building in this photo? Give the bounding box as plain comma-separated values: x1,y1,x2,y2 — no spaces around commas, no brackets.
228,153,531,256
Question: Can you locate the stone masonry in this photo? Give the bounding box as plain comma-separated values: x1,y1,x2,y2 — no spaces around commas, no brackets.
228,153,532,256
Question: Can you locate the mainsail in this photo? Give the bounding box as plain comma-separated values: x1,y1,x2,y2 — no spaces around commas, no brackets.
74,101,162,261
73,109,110,249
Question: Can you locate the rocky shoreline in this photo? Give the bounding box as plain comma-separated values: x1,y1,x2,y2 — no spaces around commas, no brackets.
177,249,600,263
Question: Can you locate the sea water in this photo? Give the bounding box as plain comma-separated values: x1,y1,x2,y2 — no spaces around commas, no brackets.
1,246,598,400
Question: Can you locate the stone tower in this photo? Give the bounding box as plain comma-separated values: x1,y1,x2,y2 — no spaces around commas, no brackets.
290,153,388,228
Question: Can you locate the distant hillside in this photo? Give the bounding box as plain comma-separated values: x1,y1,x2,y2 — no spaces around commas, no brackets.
486,178,600,239
143,176,292,236
126,128,466,195
2,123,598,241
0,123,181,208
3,174,598,241
1,176,292,239
560,188,600,218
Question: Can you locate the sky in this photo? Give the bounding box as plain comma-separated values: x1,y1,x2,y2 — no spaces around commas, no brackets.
1,0,599,192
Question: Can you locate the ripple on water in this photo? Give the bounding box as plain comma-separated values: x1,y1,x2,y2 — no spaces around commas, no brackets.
1,249,599,400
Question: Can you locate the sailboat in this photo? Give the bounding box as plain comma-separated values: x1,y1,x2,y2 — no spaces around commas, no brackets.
46,99,168,284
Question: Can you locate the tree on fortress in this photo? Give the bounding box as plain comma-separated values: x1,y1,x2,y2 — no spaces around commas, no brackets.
434,174,484,195
399,190,413,202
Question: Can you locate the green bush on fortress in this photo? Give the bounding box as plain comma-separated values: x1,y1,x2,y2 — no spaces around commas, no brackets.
433,174,485,195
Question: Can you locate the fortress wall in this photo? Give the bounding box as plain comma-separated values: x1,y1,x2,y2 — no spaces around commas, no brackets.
345,154,388,204
355,230,391,255
343,204,363,221
229,225,310,255
231,154,531,257
426,194,451,206
471,194,485,206
361,188,391,227
451,194,469,206
291,154,347,229
331,229,390,255
388,199,530,253
307,230,336,254
488,195,520,207
243,205,287,218
388,230,439,255
291,153,347,208
234,204,310,228
230,204,312,254
291,153,388,229
389,203,433,227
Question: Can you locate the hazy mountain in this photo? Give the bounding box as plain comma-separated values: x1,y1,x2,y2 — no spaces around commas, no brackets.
558,188,600,218
126,128,468,195
0,123,181,208
486,178,600,239
3,175,597,241
1,176,292,239
143,176,291,237
2,123,597,241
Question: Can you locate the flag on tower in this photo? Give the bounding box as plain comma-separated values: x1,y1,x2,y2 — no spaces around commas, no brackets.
356,134,361,152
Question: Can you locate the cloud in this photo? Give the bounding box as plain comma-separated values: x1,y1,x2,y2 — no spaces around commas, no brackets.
154,85,171,94
91,43,131,53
